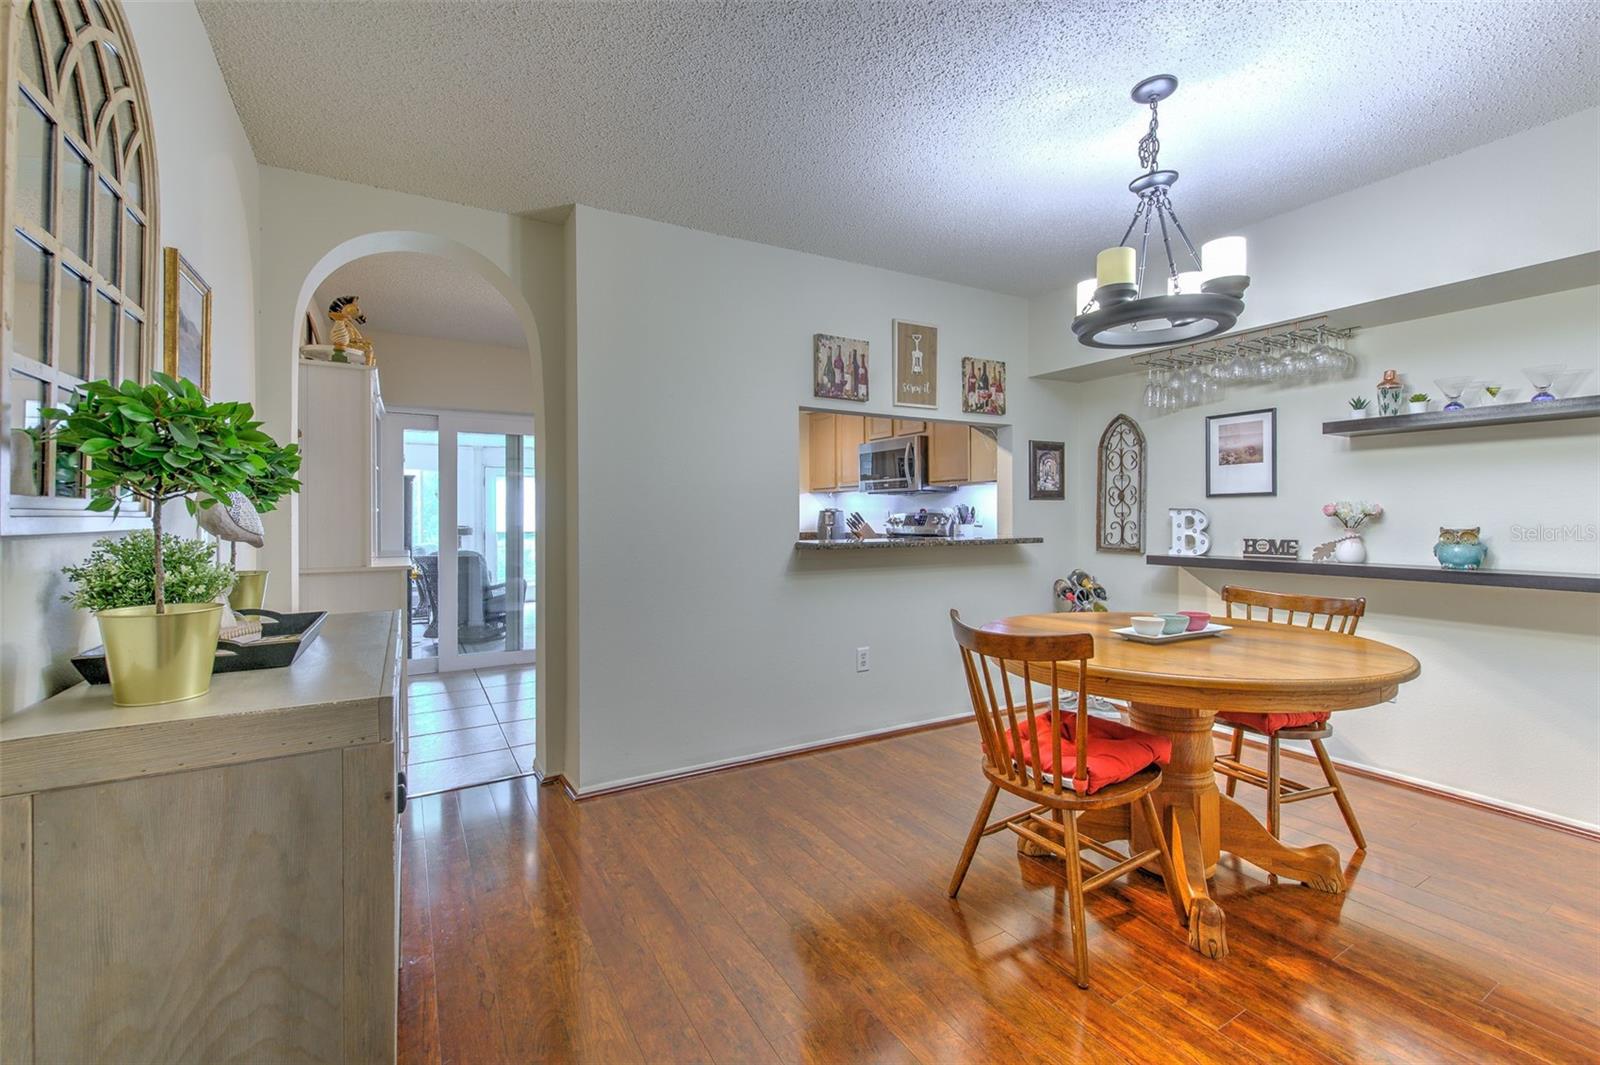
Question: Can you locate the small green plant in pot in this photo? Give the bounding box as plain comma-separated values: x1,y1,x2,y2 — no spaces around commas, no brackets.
1407,392,1430,414
63,533,235,611
1347,396,1371,419
43,374,289,706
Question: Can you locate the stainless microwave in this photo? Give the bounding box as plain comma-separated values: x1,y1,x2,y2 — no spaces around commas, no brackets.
858,434,952,494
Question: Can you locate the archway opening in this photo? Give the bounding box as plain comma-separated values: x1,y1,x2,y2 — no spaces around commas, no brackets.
280,231,551,787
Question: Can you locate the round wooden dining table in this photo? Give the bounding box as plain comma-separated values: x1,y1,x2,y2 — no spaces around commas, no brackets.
983,610,1421,959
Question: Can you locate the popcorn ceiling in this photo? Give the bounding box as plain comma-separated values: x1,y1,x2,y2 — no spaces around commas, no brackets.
199,0,1600,296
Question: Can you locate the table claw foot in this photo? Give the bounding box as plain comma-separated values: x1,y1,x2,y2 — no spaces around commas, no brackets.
1187,898,1227,959
1218,796,1346,893
1301,847,1345,893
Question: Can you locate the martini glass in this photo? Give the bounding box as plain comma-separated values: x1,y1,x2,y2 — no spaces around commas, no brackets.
1524,365,1563,403
1435,376,1472,412
1479,381,1503,405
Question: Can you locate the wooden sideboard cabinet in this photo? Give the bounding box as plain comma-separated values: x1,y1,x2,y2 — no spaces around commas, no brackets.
0,611,406,1064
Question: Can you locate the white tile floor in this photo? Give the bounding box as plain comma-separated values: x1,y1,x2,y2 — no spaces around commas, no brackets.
404,665,536,796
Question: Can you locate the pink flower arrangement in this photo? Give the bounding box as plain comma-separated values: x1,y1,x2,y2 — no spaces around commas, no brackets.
1324,500,1383,532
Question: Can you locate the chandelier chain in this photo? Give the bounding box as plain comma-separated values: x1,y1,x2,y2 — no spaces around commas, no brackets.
1137,101,1161,171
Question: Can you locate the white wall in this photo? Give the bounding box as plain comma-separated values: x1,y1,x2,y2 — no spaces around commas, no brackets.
568,205,1080,791
356,329,534,416
1060,287,1600,827
1,0,260,714
1031,108,1600,379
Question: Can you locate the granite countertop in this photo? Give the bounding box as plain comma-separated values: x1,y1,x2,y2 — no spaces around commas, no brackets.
795,536,1043,550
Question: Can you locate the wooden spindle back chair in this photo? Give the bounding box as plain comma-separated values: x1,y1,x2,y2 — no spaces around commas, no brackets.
947,610,1187,988
1213,585,1369,849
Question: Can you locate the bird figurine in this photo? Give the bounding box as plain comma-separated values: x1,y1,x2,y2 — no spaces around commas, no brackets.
328,295,376,365
195,490,265,566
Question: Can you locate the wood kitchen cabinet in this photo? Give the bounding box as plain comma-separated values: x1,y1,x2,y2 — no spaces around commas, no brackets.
892,419,927,435
930,424,999,485
969,426,998,483
0,612,404,1065
865,416,894,440
835,414,864,488
804,412,865,492
807,412,837,491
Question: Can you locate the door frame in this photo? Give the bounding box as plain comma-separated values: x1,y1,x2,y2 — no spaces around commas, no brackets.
387,407,536,675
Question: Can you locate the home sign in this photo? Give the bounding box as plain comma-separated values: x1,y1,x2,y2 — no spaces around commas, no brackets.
1242,537,1300,559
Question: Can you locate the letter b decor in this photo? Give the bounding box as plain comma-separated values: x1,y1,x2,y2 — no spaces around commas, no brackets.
1169,508,1210,556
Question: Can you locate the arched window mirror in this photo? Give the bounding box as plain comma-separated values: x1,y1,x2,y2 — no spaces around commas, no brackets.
1096,413,1146,553
5,0,157,529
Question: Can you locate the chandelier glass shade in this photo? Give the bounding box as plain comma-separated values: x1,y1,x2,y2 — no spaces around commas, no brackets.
1072,75,1250,349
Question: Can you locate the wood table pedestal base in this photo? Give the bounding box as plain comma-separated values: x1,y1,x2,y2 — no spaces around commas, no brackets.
1016,701,1345,959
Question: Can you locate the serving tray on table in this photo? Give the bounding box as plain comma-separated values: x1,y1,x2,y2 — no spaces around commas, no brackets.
71,608,329,685
1112,622,1232,645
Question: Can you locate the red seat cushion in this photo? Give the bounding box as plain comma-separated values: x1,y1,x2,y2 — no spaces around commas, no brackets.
998,714,1171,794
1217,710,1329,735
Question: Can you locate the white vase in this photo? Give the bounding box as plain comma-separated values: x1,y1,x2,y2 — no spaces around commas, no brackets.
1334,536,1366,563
1348,407,1369,419
1407,401,1429,414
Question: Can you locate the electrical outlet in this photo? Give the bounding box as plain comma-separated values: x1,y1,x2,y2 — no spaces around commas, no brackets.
855,646,870,672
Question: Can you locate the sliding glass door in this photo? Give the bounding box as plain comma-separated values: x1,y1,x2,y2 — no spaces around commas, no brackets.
386,411,535,674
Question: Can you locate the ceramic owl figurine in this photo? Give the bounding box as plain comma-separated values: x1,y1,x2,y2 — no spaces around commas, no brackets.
1434,527,1487,570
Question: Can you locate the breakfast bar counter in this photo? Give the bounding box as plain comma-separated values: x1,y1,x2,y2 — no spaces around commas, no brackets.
795,536,1043,550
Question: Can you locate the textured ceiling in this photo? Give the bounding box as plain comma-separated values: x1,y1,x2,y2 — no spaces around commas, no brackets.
319,252,525,349
200,0,1600,296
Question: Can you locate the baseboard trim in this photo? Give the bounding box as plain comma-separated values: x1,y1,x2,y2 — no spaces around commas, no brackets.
565,712,971,801
555,714,1596,841
1226,730,1600,843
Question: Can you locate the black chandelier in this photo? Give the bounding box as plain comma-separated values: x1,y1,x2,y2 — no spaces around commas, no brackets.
1072,74,1249,349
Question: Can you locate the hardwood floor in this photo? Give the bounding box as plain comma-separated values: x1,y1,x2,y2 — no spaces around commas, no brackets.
398,722,1600,1064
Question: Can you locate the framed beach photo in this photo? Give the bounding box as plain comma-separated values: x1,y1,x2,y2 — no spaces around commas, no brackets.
813,334,870,402
163,248,213,396
1205,407,1277,496
1028,440,1065,501
892,319,937,408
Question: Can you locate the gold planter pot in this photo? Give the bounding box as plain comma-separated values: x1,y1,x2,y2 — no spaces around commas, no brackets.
229,569,270,611
95,602,223,707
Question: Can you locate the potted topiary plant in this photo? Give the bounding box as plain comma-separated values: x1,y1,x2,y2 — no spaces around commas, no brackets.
1347,396,1371,419
43,374,292,706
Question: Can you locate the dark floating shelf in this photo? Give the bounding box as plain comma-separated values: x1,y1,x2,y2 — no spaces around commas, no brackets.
1322,395,1600,437
1145,554,1600,594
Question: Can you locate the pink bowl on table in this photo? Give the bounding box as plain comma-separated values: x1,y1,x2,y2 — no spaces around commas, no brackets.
1178,610,1212,632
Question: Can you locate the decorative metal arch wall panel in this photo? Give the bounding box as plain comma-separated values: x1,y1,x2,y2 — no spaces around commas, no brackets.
1096,414,1146,553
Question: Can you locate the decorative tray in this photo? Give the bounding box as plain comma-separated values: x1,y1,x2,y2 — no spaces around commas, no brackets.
1112,622,1232,645
71,609,329,685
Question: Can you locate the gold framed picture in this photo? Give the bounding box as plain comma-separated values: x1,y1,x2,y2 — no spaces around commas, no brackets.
163,248,212,395
893,319,937,408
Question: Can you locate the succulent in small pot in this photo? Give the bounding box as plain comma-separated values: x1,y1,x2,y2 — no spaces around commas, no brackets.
43,374,293,705
1347,396,1371,419
1407,392,1430,414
